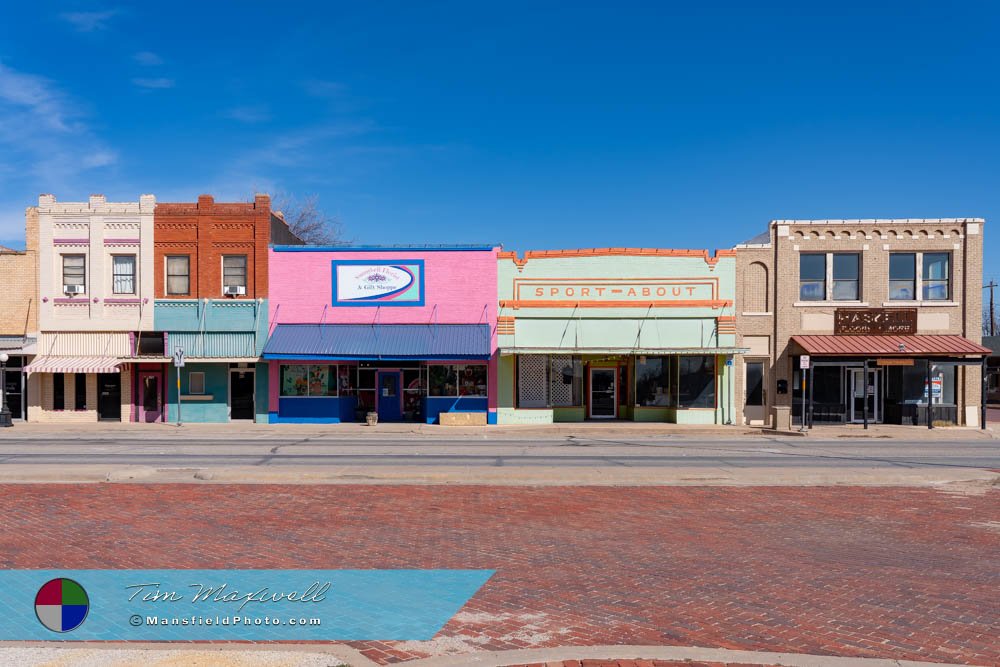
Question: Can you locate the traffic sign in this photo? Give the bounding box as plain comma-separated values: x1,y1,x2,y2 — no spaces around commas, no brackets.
173,347,185,368
799,355,810,370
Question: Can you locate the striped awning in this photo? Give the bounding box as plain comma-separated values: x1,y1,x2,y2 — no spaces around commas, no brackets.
24,356,122,374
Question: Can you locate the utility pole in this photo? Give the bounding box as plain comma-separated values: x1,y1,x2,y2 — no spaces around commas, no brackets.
986,281,998,336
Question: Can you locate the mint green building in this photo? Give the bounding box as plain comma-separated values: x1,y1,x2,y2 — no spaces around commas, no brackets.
496,248,743,424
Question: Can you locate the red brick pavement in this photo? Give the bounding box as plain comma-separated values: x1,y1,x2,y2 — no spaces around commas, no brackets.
0,485,997,665
505,662,781,667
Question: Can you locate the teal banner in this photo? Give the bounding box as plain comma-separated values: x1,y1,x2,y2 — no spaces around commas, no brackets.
0,569,493,640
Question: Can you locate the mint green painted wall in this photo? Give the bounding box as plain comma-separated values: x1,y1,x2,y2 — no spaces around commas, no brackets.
497,252,737,424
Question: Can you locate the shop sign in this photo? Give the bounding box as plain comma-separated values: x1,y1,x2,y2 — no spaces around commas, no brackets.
332,260,425,307
834,308,917,335
514,278,716,304
876,358,914,366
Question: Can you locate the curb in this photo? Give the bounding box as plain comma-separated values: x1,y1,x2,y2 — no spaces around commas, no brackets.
395,645,968,667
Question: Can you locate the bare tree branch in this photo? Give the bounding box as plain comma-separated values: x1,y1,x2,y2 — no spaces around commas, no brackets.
248,188,348,245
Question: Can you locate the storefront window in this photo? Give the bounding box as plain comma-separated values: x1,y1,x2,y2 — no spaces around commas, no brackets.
280,365,308,396
549,356,583,406
280,365,339,397
429,365,457,396
338,365,354,395
678,356,715,408
429,364,487,397
635,356,674,407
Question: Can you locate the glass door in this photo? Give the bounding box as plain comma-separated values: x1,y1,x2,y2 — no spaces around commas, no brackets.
589,367,617,419
849,368,881,423
744,360,766,425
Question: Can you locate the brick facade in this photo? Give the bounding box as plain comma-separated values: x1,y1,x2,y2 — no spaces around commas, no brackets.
153,194,273,300
0,207,38,337
735,219,985,427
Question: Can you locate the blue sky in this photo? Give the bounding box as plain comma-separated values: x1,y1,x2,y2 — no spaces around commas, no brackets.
0,2,996,284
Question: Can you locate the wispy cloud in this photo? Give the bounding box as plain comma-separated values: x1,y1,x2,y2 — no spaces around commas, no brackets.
303,79,347,98
59,9,119,32
132,77,174,89
133,51,163,66
222,105,270,123
0,62,117,237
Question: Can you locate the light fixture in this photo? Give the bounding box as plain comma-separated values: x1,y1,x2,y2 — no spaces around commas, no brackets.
898,343,906,353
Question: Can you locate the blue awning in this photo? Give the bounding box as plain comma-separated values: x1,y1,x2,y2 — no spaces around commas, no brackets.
263,324,492,361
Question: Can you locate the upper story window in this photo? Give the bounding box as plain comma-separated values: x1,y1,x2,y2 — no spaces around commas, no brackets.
165,256,190,295
831,253,859,300
62,254,86,293
889,253,916,300
799,254,826,301
922,253,950,301
112,255,136,294
222,255,247,295
800,253,860,301
890,252,950,301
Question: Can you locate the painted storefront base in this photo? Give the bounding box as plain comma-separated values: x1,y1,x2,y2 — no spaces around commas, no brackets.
166,362,268,423
496,353,735,425
267,361,489,424
26,368,131,423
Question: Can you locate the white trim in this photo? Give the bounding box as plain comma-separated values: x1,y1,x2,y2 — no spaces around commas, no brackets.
793,302,869,308
881,301,958,308
741,312,772,316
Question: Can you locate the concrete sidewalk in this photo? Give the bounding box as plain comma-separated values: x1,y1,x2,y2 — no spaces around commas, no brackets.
1,420,995,440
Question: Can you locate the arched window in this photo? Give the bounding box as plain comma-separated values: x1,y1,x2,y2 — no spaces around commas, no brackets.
743,262,769,312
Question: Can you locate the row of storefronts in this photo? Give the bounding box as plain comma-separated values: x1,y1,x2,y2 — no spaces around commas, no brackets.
0,199,990,428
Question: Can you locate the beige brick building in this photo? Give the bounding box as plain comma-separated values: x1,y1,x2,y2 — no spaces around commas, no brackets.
735,219,989,429
0,208,39,420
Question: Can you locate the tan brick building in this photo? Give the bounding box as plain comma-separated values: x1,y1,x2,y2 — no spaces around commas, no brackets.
0,208,39,420
735,219,990,429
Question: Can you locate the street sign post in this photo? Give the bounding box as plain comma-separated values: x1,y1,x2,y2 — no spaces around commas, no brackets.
799,356,810,431
173,348,185,426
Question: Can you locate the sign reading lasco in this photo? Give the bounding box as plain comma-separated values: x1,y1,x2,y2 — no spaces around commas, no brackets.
332,260,425,307
512,278,718,304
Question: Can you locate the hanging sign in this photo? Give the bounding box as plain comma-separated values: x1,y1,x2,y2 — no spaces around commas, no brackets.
331,260,425,307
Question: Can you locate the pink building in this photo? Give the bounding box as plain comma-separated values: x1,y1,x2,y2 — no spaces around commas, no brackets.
264,245,499,424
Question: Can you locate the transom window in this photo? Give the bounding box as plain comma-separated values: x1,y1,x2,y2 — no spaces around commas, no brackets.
112,255,136,294
166,255,190,296
799,253,859,301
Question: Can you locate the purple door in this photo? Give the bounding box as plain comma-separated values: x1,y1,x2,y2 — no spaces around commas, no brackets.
138,372,162,422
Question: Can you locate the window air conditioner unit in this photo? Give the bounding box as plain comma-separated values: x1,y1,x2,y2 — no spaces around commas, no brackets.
63,284,84,295
223,285,246,296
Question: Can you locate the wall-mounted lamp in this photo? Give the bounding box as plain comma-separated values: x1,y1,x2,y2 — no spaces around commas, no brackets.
898,343,906,353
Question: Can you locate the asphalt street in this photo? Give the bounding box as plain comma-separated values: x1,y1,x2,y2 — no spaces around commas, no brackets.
0,436,997,470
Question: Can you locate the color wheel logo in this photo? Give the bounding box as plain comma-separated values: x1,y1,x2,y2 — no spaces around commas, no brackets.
35,578,89,633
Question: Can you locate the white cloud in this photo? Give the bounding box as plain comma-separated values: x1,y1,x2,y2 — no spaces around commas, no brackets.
0,63,117,237
132,77,174,89
59,10,118,32
133,51,163,66
222,105,270,123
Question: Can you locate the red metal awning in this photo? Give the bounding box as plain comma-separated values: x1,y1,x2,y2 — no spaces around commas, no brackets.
790,334,990,357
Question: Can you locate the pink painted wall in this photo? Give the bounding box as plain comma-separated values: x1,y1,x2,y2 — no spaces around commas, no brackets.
267,248,500,413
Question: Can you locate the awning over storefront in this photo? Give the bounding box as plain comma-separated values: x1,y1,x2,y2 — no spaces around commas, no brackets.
0,335,36,354
791,334,990,357
499,346,747,355
24,356,122,374
263,324,492,361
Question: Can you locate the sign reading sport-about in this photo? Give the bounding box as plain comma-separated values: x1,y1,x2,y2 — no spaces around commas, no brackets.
513,278,718,304
331,260,425,306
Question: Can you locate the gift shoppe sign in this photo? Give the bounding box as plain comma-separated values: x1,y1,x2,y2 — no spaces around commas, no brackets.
332,260,425,306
